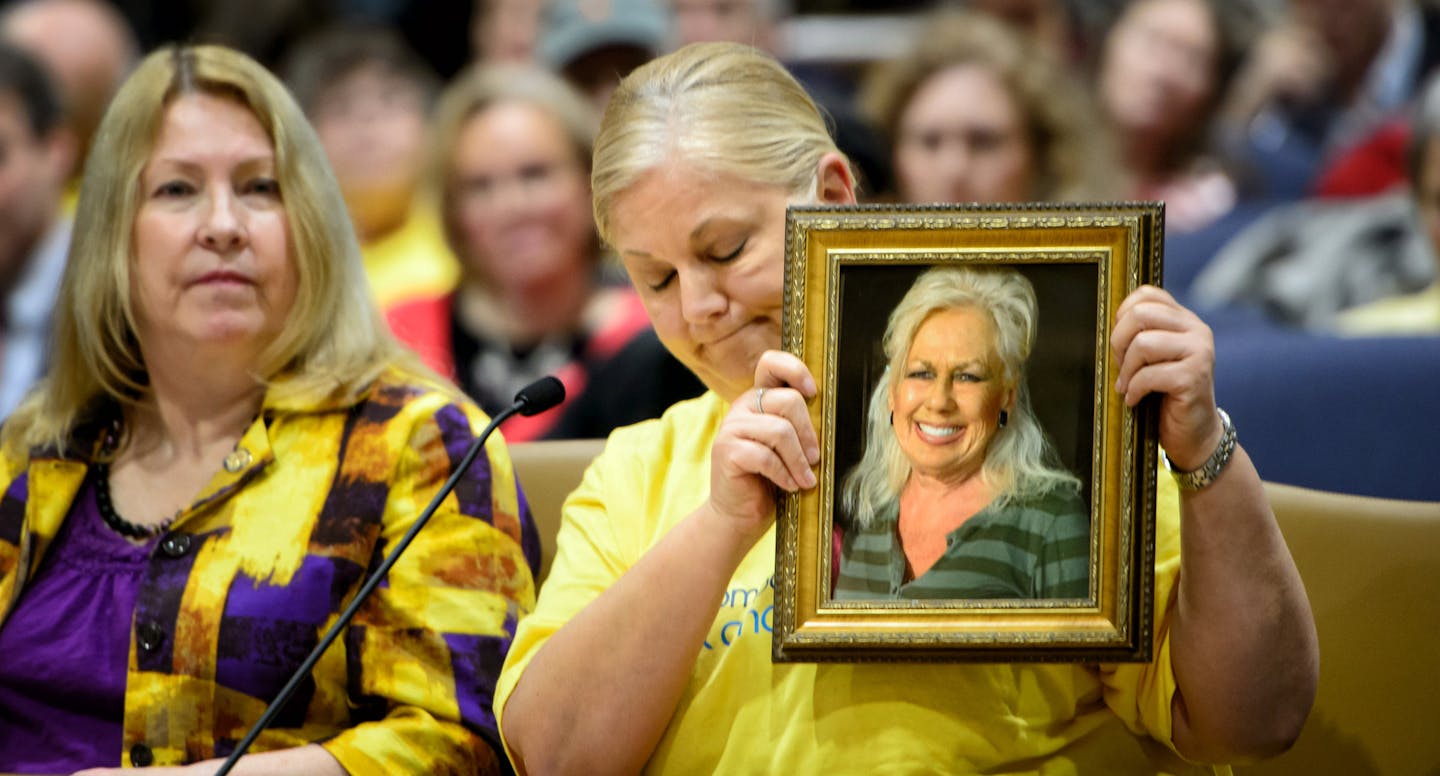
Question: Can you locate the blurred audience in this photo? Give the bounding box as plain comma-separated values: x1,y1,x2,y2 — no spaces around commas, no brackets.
0,0,137,184
1220,0,1440,198
859,9,1119,204
1336,69,1440,335
281,23,457,311
1095,0,1252,233
386,64,693,440
1188,3,1440,330
537,0,668,113
0,43,73,419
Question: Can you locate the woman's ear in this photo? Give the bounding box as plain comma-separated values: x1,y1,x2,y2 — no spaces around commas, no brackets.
816,151,857,205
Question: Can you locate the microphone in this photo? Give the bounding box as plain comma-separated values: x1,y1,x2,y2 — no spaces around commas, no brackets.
216,376,565,774
514,375,565,417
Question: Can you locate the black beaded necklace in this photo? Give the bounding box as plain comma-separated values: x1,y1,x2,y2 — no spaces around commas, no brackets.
94,420,175,540
94,461,175,539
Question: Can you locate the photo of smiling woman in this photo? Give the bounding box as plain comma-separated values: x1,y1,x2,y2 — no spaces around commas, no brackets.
834,266,1088,601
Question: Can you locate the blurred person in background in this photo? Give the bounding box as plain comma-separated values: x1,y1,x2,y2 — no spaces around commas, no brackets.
0,0,137,190
1094,0,1252,233
1335,69,1440,335
387,63,697,441
0,43,73,420
537,0,668,113
1220,0,1440,198
281,23,457,312
860,9,1119,205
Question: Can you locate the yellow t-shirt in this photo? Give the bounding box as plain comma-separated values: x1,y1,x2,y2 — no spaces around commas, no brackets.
496,392,1225,775
361,205,459,312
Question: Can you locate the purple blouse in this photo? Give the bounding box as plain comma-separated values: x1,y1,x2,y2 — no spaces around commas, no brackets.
0,476,149,772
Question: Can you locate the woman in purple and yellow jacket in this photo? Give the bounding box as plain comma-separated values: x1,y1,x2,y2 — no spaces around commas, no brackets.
0,44,537,775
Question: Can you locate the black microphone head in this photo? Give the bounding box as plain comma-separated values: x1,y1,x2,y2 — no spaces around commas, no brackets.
514,376,566,416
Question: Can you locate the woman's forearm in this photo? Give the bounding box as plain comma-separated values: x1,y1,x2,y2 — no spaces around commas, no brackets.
199,745,347,775
1168,446,1319,762
502,504,758,776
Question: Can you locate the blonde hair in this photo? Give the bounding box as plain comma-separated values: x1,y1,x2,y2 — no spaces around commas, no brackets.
841,266,1080,527
860,9,1120,203
591,41,851,244
4,44,406,453
430,62,599,268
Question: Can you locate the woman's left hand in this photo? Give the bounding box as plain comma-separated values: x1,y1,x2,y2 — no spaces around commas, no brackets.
1111,285,1223,470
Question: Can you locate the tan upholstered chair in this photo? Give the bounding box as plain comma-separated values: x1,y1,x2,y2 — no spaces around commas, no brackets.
507,443,1440,772
1237,483,1440,776
509,438,606,585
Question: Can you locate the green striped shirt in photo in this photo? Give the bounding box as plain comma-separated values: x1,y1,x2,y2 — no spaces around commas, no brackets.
834,488,1090,601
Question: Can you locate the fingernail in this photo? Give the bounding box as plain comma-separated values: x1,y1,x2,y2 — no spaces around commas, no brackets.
802,469,817,489
806,445,820,464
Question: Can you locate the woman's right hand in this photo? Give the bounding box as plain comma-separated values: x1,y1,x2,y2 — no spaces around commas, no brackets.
702,350,821,547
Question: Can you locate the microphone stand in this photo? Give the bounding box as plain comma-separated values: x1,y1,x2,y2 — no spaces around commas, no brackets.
215,378,561,774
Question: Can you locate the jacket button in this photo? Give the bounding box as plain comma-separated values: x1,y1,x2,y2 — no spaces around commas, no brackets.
137,623,165,653
130,743,153,766
160,534,192,558
223,448,252,473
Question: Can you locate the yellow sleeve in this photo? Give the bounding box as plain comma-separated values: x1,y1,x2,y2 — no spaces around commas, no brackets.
1098,469,1186,751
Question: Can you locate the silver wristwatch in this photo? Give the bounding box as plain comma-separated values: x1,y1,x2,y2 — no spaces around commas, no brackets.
1163,408,1237,491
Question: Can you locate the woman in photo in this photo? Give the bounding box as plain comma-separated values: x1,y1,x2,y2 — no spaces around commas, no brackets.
834,266,1088,600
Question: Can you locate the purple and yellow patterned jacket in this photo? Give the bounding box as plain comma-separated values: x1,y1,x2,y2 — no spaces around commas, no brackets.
0,366,539,774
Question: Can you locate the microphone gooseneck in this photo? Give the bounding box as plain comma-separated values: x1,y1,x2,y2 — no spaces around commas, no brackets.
215,376,565,774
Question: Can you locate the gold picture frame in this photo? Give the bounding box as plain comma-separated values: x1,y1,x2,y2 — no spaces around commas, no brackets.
772,202,1163,663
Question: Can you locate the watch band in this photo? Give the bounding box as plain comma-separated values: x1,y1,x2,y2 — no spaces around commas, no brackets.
1164,408,1236,491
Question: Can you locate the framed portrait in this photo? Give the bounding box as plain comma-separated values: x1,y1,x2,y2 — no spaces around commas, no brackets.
772,202,1163,663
